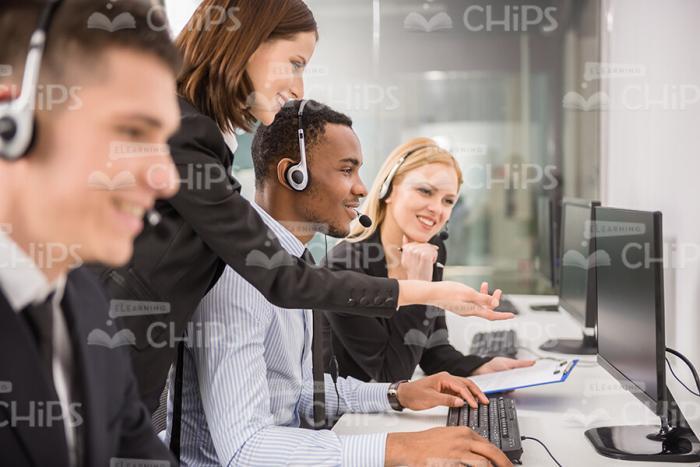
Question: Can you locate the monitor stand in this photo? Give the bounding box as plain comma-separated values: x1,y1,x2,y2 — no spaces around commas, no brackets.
585,424,700,462
539,332,596,355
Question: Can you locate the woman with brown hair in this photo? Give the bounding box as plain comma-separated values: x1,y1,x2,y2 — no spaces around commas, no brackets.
96,0,510,422
323,138,535,382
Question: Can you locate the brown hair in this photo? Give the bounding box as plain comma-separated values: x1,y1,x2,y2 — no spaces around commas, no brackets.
176,0,318,133
348,137,464,242
0,0,180,84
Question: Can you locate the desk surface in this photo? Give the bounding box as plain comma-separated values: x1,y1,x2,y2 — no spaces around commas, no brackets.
332,295,700,467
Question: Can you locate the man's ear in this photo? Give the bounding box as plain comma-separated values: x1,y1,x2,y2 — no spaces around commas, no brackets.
276,157,296,191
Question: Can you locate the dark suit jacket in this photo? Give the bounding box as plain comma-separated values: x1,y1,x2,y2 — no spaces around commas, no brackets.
92,97,400,412
0,268,173,467
320,230,491,382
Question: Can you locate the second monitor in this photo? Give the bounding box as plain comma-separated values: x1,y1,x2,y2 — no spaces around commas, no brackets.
540,198,600,355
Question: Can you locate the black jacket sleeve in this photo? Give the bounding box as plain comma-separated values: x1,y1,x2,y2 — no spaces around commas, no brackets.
165,99,399,317
418,315,492,377
327,303,437,382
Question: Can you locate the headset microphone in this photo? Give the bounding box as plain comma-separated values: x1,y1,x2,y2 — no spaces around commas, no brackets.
353,209,373,228
438,220,450,240
145,208,169,239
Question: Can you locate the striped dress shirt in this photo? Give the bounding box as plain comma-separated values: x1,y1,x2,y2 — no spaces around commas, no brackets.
166,201,392,466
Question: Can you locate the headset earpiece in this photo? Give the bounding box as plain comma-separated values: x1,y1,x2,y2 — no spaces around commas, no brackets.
378,145,439,201
285,160,309,191
285,99,310,192
0,0,62,161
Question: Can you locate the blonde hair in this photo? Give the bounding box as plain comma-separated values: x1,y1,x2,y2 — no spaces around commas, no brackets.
348,137,464,242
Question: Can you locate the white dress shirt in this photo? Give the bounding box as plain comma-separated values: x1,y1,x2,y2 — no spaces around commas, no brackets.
0,230,79,467
167,202,392,466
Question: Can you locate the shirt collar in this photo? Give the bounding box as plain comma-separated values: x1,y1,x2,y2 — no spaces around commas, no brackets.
250,201,306,258
222,131,238,154
0,230,68,312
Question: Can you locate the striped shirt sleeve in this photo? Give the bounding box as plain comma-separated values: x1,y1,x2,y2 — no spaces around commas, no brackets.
190,267,389,467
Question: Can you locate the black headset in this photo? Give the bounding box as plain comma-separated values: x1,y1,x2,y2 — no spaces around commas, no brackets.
378,144,450,240
284,99,310,191
0,0,63,161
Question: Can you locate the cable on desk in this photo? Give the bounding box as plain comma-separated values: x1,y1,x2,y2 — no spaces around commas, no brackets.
665,347,700,397
521,435,563,467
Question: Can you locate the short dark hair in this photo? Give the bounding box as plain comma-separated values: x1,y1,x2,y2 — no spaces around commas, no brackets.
251,100,353,188
0,0,180,84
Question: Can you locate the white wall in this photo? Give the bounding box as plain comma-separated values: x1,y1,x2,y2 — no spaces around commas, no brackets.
164,0,200,38
601,0,700,404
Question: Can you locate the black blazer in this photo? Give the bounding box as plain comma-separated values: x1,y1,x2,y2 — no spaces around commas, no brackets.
92,97,400,411
0,268,173,467
321,230,491,382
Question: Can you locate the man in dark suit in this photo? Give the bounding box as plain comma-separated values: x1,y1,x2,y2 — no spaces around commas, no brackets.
0,1,181,465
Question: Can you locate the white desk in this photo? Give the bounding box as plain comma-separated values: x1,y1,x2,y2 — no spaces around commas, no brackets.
332,295,700,467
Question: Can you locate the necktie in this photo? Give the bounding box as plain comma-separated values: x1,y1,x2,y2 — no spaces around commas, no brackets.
302,249,326,429
22,294,55,382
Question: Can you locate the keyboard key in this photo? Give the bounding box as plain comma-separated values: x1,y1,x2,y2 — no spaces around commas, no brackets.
469,330,519,358
446,398,523,463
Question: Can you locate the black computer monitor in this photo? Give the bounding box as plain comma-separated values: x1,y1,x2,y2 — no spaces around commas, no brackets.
539,198,599,355
530,195,560,312
535,195,554,286
585,207,700,462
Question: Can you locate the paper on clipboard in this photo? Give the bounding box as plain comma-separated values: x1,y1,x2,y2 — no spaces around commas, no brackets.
468,359,578,394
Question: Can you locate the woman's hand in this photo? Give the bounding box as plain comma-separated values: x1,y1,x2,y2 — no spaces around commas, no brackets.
471,357,536,376
429,281,512,320
400,235,438,281
397,280,514,321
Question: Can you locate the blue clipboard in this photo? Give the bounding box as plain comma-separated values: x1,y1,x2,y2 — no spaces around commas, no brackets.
468,359,579,394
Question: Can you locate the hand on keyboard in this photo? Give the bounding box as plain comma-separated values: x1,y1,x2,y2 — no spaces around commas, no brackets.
386,426,514,467
397,372,489,410
447,397,523,463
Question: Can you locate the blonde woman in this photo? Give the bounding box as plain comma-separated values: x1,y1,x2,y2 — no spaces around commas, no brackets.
323,138,535,382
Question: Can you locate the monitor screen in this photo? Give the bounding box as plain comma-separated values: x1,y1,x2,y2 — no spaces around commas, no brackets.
536,196,553,286
595,207,665,412
558,200,598,328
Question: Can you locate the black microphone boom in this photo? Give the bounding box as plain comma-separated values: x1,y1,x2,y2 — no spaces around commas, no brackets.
358,214,372,228
352,209,373,228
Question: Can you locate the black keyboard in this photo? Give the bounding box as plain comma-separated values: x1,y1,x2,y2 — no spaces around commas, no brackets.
469,330,518,358
447,396,523,462
495,296,519,314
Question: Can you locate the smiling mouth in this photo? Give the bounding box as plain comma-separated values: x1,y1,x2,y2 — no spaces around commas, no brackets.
113,199,145,219
417,215,436,228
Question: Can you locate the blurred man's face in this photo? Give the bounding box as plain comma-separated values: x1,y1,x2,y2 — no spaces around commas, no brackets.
0,48,180,269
